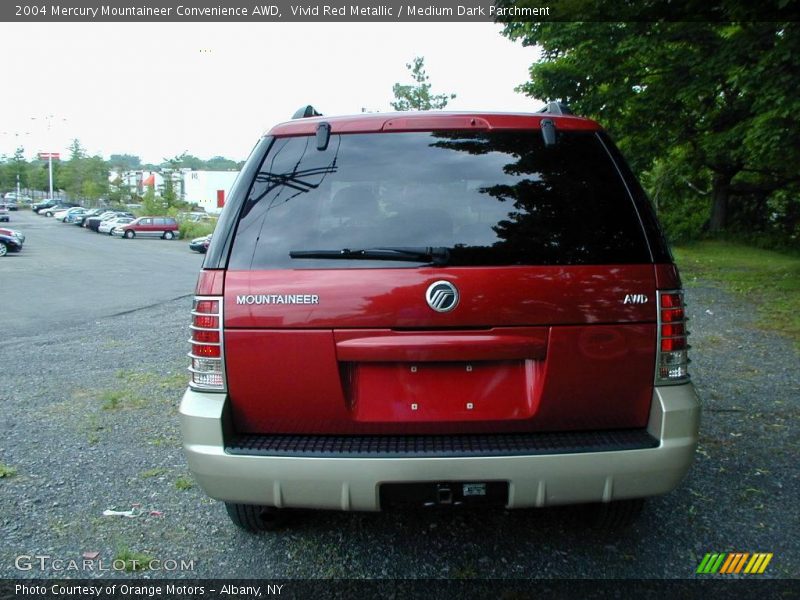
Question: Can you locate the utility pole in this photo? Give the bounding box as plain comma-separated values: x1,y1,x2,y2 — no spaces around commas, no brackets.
32,114,66,200
48,151,54,199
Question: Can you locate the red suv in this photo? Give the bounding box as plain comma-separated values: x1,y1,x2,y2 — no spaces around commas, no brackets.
114,216,179,239
180,105,700,531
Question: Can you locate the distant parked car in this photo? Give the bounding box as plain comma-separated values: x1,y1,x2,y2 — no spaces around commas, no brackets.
74,208,105,226
40,203,78,217
189,234,212,253
33,199,77,214
0,228,23,256
114,216,179,239
0,204,9,222
32,199,57,212
63,208,90,223
0,227,25,243
54,207,85,221
99,216,134,235
85,212,129,232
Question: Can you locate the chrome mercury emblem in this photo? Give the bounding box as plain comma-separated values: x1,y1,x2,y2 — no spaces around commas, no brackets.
425,281,459,312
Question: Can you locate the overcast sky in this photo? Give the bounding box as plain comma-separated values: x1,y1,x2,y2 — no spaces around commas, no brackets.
0,23,540,164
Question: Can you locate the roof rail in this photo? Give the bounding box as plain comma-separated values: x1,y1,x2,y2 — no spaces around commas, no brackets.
537,101,573,116
292,105,322,119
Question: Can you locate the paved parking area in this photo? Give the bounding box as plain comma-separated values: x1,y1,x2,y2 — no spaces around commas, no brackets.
1,210,203,339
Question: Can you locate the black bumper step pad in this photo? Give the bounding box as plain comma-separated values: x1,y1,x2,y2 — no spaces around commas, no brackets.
226,429,658,458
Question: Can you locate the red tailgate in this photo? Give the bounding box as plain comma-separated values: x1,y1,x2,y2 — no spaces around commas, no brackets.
223,265,657,434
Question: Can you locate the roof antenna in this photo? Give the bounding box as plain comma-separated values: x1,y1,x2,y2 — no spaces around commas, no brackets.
537,101,573,115
292,105,322,119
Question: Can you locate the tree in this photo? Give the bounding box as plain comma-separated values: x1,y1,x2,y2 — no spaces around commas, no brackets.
59,140,109,203
158,153,190,211
109,154,141,172
391,56,456,111
162,152,203,170
140,185,167,215
205,156,239,170
6,147,28,190
26,159,50,192
500,18,800,236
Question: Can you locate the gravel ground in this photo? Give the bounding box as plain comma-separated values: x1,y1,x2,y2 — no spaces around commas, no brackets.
0,282,797,580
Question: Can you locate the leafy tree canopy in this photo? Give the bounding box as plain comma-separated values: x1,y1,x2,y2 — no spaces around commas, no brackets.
391,56,456,111
501,17,800,238
109,154,142,172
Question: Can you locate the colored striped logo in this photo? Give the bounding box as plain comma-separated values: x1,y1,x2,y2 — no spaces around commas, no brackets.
696,552,773,574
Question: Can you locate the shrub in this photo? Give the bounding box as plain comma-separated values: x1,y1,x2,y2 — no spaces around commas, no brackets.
179,220,215,240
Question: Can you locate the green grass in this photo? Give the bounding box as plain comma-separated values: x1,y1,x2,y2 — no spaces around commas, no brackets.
674,241,800,348
174,475,194,491
100,390,126,410
114,547,155,572
0,463,17,478
139,467,168,479
98,388,149,410
179,220,215,241
115,369,188,390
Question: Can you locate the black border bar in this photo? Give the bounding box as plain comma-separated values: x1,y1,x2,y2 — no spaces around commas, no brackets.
2,1,798,23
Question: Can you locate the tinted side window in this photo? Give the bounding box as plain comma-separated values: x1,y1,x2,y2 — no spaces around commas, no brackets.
229,131,651,269
154,218,165,226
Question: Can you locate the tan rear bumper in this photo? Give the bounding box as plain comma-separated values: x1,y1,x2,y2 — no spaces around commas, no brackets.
180,384,700,511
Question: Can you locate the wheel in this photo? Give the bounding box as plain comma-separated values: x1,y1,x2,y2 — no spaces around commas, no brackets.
579,499,645,530
163,231,175,240
124,230,135,239
0,242,7,257
224,503,286,533
45,211,53,217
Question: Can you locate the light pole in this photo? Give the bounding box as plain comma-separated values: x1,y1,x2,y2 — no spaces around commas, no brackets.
31,115,67,200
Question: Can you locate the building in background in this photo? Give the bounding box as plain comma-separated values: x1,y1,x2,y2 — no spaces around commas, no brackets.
112,169,239,214
114,170,166,196
182,169,238,214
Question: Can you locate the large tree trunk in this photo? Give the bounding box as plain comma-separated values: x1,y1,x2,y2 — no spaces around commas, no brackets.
709,172,732,232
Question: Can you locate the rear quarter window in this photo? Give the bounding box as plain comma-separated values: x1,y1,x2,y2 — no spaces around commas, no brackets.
229,130,652,269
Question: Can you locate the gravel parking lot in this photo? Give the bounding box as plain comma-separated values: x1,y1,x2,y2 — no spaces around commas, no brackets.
0,210,797,580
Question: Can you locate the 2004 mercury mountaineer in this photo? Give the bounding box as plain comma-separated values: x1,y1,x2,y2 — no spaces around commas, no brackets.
180,103,700,532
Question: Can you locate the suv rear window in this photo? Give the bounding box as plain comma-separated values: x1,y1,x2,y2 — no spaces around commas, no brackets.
229,131,651,269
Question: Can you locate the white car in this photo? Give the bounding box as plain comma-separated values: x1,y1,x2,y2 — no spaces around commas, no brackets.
57,207,86,222
99,216,134,235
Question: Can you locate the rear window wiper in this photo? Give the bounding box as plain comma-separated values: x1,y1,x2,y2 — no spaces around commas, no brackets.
289,246,450,266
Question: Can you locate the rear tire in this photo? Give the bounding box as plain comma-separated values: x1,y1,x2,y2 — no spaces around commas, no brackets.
163,231,175,240
579,499,645,530
224,503,286,533
0,242,7,257
124,230,135,239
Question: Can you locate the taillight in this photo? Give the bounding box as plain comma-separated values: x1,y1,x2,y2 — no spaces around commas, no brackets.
656,291,690,384
189,296,225,391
